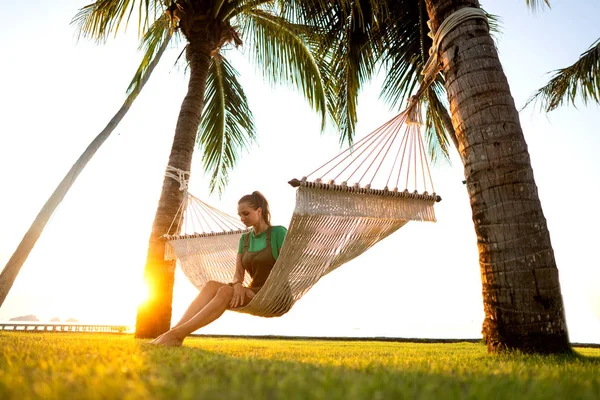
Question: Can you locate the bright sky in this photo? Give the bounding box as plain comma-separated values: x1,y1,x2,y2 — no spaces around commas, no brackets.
1,1,599,343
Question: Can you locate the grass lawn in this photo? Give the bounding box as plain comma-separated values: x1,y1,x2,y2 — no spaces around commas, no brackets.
1,333,599,399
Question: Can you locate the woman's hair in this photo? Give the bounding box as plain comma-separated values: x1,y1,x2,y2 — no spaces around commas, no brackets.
238,191,271,225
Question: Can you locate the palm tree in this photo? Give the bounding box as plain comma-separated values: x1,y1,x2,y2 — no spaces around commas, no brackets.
0,20,172,308
526,38,600,111
421,0,570,353
73,1,329,338
296,0,569,353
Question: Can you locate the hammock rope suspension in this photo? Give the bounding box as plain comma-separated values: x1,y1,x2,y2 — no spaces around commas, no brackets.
297,105,438,200
164,193,249,237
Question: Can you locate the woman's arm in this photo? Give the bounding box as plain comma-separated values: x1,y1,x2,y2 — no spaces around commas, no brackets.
232,253,245,284
230,253,248,307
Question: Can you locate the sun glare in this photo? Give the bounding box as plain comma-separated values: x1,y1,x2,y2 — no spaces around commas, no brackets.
133,280,151,306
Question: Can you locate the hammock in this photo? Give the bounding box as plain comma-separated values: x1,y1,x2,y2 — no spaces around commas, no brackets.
164,107,440,317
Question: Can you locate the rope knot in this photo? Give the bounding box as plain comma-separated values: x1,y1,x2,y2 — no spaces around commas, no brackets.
421,7,489,79
406,96,423,126
165,165,191,193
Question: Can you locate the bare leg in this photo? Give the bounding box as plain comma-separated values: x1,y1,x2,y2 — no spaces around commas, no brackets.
173,281,228,328
152,285,237,346
150,281,227,344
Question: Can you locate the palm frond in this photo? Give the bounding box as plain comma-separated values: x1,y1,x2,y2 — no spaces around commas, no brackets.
380,54,421,109
423,83,453,164
275,0,388,30
198,55,257,195
222,0,272,20
377,0,475,160
72,0,163,42
125,14,175,104
525,0,551,12
275,0,351,27
212,0,227,18
485,11,502,40
383,41,454,164
240,9,327,130
377,0,427,105
525,39,600,112
308,1,382,144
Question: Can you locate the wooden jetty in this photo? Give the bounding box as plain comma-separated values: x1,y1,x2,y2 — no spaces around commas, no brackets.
0,323,129,333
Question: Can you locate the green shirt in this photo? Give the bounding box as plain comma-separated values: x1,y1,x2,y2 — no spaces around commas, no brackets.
238,225,287,260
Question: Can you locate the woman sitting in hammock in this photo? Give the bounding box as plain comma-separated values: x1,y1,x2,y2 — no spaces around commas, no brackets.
152,191,287,346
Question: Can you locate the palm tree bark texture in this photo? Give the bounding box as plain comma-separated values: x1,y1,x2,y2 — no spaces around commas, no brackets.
424,0,570,353
135,20,221,338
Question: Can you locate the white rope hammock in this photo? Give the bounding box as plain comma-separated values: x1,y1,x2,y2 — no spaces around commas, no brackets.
163,7,488,318
164,107,439,318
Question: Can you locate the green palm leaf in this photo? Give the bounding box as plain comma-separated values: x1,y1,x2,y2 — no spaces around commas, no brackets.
126,13,175,104
72,0,163,42
525,0,551,11
525,39,600,111
301,1,381,145
239,8,327,129
275,0,348,25
423,84,454,163
198,55,257,195
222,0,272,20
376,0,454,162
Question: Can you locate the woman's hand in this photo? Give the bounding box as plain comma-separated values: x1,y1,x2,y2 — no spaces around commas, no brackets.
230,285,255,308
230,283,246,308
244,288,255,301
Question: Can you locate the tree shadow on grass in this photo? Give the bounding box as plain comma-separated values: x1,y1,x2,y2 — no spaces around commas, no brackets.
137,338,600,400
1,333,596,400
492,346,600,366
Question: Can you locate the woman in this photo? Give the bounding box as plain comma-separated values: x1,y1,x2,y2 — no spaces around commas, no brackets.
151,191,287,346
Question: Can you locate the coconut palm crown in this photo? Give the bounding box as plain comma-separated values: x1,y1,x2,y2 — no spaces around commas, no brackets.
74,0,328,194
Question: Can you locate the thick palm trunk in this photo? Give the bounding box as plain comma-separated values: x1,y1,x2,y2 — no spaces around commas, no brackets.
424,0,570,353
135,34,215,339
0,38,169,308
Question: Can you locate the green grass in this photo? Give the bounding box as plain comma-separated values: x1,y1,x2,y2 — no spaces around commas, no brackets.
1,333,599,399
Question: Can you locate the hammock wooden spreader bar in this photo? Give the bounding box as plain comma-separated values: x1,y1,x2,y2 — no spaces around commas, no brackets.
163,106,440,317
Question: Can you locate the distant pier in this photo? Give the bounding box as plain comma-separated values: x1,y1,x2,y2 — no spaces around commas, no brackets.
0,323,129,333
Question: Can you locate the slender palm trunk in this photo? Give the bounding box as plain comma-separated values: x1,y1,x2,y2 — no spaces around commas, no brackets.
0,38,170,308
135,34,215,338
424,0,570,353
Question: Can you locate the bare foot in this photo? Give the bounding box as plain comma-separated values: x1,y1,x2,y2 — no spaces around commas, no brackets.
151,331,185,347
150,332,166,344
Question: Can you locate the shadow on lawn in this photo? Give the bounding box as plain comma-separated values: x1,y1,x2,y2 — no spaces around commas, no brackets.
137,339,600,399
1,333,597,399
